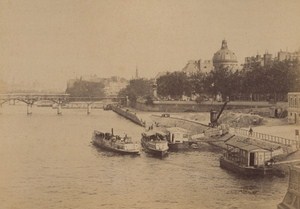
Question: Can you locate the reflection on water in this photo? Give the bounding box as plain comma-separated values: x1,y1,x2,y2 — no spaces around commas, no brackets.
0,105,287,209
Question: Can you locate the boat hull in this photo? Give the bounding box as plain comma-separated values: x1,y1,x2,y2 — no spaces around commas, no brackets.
220,157,285,177
141,139,168,158
92,135,140,155
168,142,190,151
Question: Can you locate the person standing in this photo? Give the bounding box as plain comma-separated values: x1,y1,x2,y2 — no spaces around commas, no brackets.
249,127,253,136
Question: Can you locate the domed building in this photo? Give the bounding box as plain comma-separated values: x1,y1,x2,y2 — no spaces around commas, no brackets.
213,40,238,70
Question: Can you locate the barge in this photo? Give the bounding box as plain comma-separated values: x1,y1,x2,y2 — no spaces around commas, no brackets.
220,135,285,177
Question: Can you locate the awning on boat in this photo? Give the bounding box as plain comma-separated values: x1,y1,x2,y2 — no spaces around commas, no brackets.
142,130,167,137
166,127,189,133
225,135,281,151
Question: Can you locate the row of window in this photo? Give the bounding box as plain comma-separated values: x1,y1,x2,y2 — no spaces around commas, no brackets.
289,96,300,107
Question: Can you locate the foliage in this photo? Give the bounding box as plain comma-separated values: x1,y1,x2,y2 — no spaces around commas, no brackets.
195,95,206,104
204,67,235,98
145,95,154,106
154,59,299,102
118,78,153,106
189,72,206,95
65,79,105,98
156,71,192,99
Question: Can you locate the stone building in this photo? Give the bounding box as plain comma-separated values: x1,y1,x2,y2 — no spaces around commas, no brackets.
278,50,300,62
244,53,273,69
182,59,213,75
288,92,300,124
244,54,264,69
212,40,238,70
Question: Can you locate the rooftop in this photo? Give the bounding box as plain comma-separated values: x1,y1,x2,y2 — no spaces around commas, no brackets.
225,135,282,151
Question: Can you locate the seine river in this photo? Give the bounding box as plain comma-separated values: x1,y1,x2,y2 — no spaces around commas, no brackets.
0,105,288,209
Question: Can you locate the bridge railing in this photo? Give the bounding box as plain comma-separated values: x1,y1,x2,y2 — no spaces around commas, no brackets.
229,127,300,149
67,97,125,102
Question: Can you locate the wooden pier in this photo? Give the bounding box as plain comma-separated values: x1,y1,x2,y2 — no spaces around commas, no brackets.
230,128,300,152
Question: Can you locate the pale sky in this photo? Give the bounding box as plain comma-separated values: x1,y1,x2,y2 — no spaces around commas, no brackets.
1,0,300,90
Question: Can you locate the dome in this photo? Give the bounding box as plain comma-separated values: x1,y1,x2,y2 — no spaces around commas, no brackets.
213,40,238,67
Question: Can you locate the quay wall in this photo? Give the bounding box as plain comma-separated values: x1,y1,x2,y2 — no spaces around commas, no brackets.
134,101,272,112
278,165,300,209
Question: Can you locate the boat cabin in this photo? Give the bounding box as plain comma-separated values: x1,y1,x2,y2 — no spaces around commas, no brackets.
166,127,190,144
142,130,167,141
224,136,283,167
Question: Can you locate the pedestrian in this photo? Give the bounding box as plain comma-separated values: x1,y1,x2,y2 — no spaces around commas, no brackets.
249,127,253,136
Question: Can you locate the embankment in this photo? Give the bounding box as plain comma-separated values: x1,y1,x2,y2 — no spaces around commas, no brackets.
135,100,274,112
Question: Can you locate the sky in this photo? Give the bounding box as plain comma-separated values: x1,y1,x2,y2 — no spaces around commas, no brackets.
1,0,300,91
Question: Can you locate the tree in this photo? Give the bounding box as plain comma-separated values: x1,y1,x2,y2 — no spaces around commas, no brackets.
204,67,235,99
189,72,206,95
65,79,105,99
118,78,152,107
156,71,192,99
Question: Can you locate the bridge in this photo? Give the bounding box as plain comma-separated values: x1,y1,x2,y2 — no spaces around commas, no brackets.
0,93,126,115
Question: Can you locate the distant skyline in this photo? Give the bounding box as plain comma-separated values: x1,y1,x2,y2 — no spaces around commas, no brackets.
1,0,300,90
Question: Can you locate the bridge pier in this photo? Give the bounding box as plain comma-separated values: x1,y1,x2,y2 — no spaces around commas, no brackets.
27,104,32,115
87,103,91,115
57,103,62,115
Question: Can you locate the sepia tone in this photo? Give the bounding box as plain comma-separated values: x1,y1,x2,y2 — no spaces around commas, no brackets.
1,1,300,209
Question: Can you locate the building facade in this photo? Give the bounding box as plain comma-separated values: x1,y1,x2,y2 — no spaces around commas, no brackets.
278,50,300,62
288,92,300,124
212,40,238,70
182,59,213,75
244,50,300,70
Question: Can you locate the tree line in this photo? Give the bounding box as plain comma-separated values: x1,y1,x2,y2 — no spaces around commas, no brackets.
119,59,300,105
66,79,105,100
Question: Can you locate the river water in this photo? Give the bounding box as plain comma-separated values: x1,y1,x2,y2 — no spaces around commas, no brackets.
0,105,288,209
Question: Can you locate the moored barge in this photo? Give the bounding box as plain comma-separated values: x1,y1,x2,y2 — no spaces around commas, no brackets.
220,135,285,177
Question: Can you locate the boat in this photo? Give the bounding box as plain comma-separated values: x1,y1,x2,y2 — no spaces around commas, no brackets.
141,130,169,157
220,135,285,177
92,129,140,155
165,127,207,151
166,127,192,151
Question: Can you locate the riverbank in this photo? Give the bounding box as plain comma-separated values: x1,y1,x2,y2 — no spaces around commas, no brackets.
132,108,300,174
